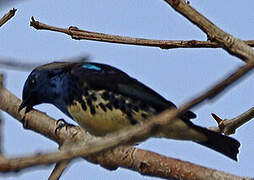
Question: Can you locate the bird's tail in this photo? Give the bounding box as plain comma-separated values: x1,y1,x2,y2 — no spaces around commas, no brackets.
160,119,240,161
190,124,240,161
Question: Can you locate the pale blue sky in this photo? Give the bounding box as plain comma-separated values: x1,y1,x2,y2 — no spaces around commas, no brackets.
1,1,254,179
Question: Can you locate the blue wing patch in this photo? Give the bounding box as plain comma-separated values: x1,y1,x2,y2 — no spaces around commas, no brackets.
82,64,101,71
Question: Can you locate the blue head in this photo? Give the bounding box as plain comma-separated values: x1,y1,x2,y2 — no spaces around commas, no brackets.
19,62,73,113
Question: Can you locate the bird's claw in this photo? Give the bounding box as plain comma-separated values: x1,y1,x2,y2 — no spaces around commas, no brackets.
55,118,75,134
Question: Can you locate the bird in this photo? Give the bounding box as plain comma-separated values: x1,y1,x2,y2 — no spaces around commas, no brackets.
19,61,240,160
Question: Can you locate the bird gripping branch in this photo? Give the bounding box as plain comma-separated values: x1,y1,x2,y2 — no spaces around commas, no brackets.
19,62,240,160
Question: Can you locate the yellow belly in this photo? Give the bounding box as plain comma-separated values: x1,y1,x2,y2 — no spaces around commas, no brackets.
67,91,154,136
67,90,207,141
68,101,130,135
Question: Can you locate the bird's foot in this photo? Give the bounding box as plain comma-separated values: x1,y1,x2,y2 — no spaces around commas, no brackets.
55,118,75,134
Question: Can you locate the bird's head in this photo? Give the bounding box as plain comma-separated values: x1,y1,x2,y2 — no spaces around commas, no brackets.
19,62,71,113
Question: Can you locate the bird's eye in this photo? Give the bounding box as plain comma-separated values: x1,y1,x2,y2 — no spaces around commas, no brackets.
29,78,37,88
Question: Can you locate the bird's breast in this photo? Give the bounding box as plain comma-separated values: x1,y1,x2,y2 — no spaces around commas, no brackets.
66,90,157,136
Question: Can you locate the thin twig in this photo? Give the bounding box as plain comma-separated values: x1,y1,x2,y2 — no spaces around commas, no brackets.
48,160,71,180
0,59,42,71
209,107,254,135
29,17,254,50
179,62,254,112
0,8,16,27
0,55,90,71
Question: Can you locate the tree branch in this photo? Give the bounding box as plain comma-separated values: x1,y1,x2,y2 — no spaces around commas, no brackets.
29,17,254,50
0,55,90,71
0,8,16,27
48,160,71,180
179,62,254,113
209,107,254,135
163,0,254,62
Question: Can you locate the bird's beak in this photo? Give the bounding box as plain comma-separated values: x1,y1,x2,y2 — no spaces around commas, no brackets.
18,96,33,113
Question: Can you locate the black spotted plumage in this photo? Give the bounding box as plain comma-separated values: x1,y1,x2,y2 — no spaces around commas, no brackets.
98,103,107,112
19,61,240,161
81,101,87,111
105,103,113,111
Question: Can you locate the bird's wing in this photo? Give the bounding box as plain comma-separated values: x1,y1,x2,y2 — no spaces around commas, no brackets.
70,62,196,118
